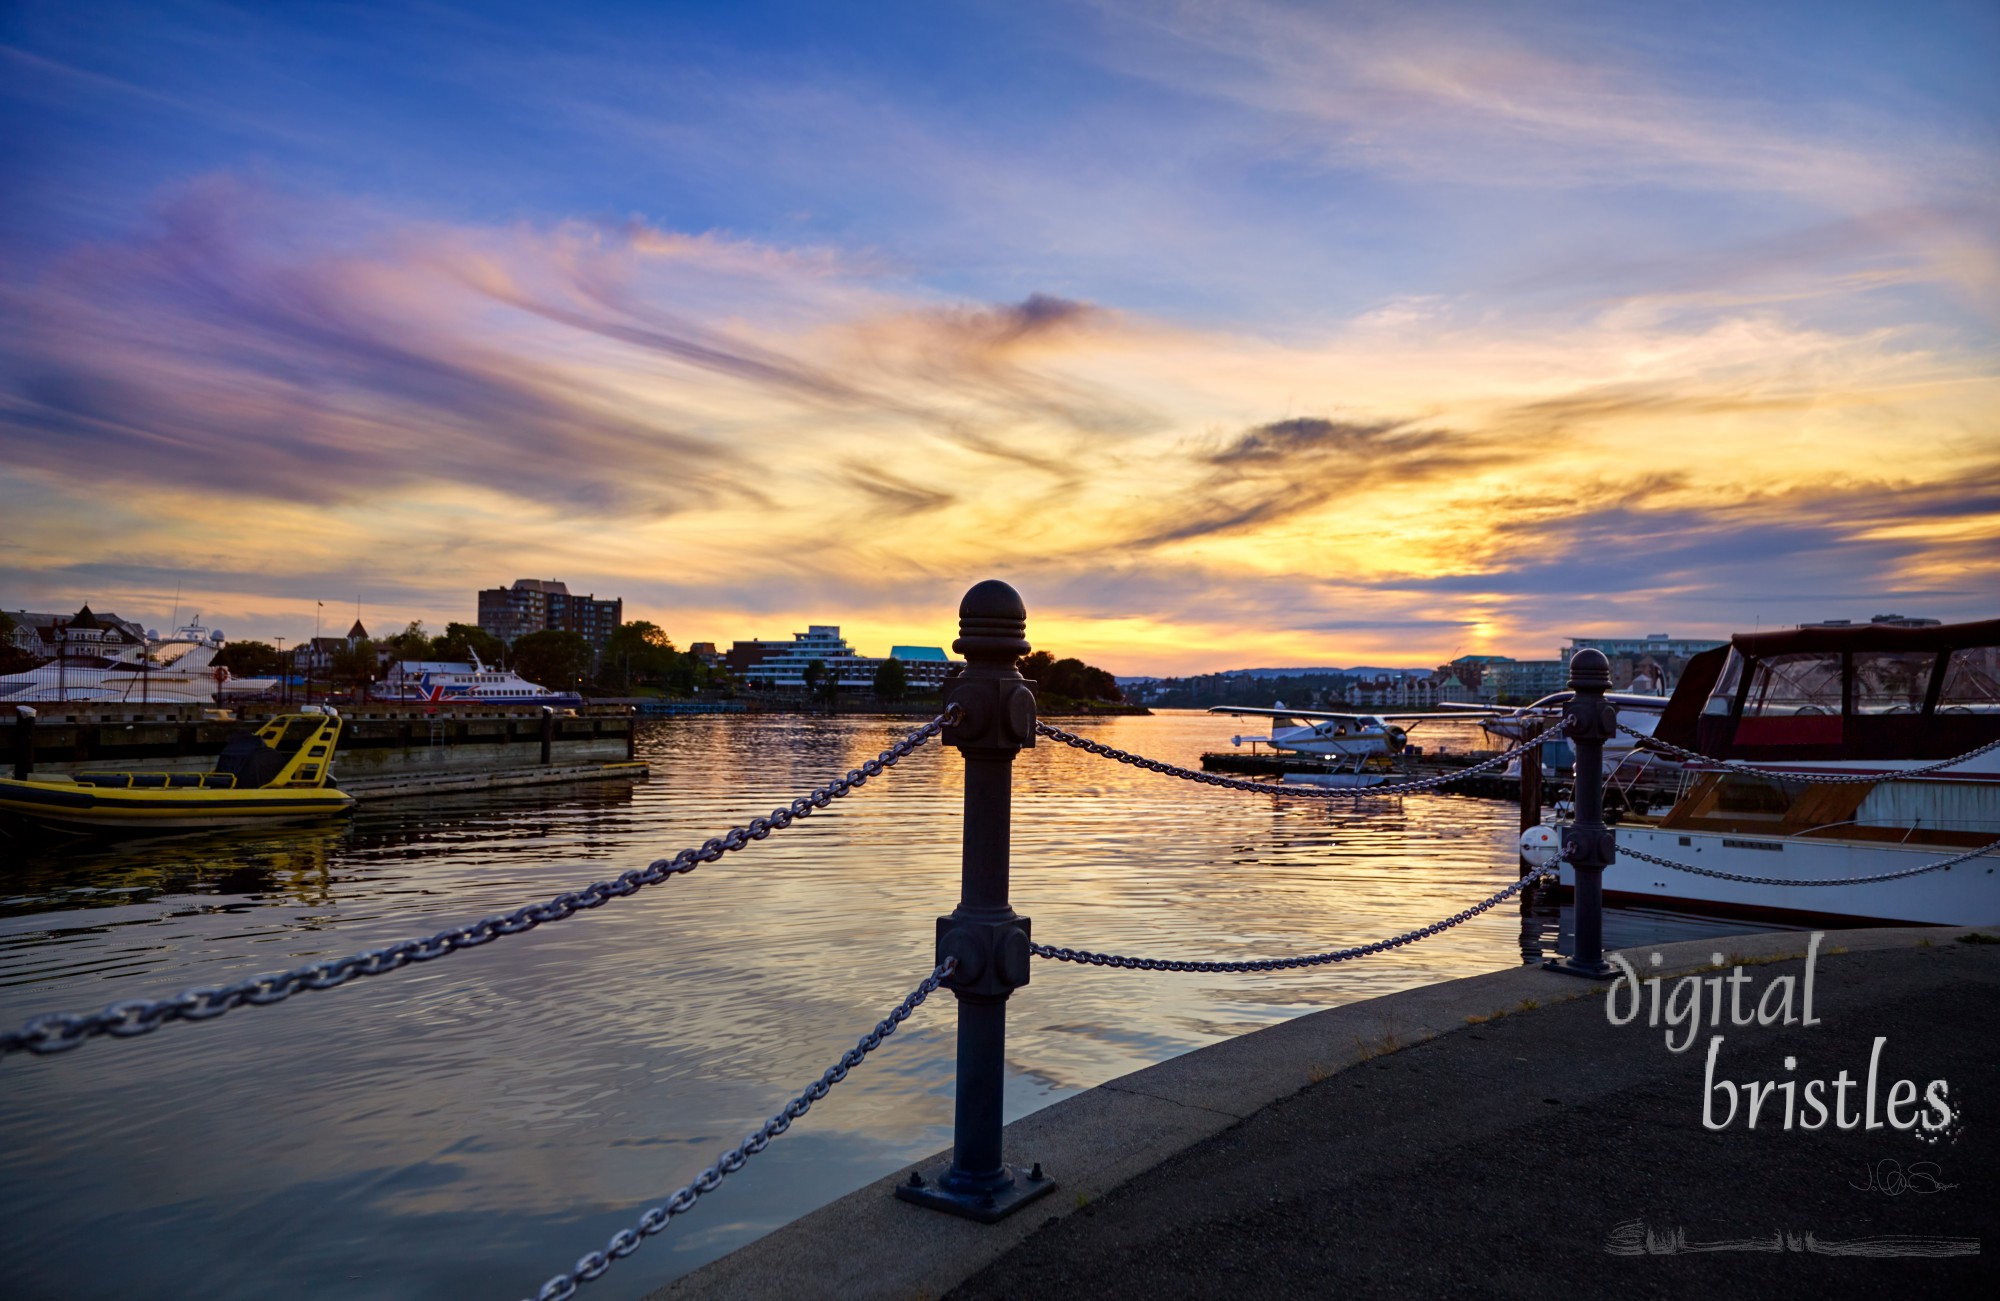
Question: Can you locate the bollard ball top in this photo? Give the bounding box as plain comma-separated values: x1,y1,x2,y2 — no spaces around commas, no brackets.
1567,647,1611,691
954,579,1030,664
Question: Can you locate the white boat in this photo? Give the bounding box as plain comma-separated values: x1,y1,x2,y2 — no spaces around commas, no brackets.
1560,617,2000,925
0,619,275,704
377,655,584,709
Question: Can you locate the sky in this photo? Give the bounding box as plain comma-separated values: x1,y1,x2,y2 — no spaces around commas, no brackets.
2,0,1996,675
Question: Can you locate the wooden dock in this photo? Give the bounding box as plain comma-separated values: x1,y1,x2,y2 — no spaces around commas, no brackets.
340,761,649,802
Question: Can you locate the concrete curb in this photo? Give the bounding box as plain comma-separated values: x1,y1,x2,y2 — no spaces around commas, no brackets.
652,923,1991,1300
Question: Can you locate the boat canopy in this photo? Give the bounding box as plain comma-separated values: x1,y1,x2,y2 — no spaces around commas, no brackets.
1653,618,2000,762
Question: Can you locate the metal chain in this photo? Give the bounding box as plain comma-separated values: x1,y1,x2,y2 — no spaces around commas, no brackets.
1033,719,1567,799
1031,868,1556,972
1620,725,2000,785
1621,839,2000,888
1,712,957,1058
526,959,954,1301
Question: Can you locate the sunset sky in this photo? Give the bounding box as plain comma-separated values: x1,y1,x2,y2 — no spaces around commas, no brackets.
4,1,1996,675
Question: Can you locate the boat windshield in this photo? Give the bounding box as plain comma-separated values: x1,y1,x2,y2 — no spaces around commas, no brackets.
1741,652,1842,717
1938,646,2000,713
1852,650,1934,714
1702,650,1744,716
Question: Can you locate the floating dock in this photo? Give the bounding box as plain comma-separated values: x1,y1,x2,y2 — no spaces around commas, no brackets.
6,703,646,797
1198,749,1679,809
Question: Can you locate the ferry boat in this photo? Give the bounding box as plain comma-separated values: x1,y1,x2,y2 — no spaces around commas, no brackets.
378,655,584,710
1562,618,2000,925
0,709,355,834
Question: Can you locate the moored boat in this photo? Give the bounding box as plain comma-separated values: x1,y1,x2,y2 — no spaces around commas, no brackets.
0,709,355,835
1560,618,2000,925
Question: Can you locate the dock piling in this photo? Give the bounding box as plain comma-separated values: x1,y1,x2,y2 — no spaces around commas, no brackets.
895,579,1053,1223
12,706,34,780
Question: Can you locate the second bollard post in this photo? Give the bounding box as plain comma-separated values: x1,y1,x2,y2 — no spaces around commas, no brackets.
895,579,1054,1222
1545,647,1617,979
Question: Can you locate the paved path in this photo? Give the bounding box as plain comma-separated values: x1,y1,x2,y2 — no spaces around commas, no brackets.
945,940,1997,1300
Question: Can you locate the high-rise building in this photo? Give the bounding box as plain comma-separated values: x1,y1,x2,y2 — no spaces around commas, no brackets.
477,579,623,653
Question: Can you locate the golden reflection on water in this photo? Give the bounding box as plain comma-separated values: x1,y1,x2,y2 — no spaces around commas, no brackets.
0,711,1766,1300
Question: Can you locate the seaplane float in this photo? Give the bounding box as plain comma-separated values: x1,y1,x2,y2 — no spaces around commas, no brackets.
0,709,354,836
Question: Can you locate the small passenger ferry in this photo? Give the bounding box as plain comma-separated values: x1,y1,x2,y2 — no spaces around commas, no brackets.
378,655,584,710
1564,618,2000,925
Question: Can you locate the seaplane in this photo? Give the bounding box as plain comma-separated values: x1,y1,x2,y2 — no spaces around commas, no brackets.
1436,690,1674,785
1206,703,1435,760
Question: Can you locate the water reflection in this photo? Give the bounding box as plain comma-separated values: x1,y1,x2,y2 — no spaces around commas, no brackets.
0,711,1785,1300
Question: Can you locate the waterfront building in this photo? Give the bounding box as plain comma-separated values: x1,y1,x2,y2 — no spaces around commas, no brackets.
734,626,875,690
1799,613,1941,629
9,606,148,659
292,620,372,676
477,579,622,653
1344,672,1440,708
886,646,953,691
1485,659,1568,703
728,627,962,692
1562,632,1725,693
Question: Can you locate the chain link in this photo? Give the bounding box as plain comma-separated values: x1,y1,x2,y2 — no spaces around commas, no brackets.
526,959,953,1301
1620,839,2000,887
1,712,957,1059
1621,725,2000,785
1031,868,1555,972
1034,720,1567,798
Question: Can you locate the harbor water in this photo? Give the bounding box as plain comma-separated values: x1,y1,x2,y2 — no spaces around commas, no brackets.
0,711,1783,1299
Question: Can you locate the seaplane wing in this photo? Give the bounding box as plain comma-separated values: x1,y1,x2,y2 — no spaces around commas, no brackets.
1206,705,1378,722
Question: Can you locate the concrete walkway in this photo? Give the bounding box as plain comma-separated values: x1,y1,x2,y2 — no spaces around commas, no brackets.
659,926,1997,1300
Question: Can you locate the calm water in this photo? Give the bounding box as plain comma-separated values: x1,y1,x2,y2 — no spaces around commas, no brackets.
0,711,1775,1299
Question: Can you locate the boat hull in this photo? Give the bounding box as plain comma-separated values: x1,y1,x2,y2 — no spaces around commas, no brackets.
1562,825,2000,926
0,778,355,833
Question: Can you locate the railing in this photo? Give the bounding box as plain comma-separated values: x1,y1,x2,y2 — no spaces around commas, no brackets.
8,579,1991,1299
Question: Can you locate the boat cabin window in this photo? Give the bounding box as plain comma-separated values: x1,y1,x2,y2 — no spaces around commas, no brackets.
1702,650,1744,715
1937,646,2000,713
1850,650,1935,714
1741,652,1841,716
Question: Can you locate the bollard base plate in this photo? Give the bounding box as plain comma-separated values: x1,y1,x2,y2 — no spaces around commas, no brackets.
1543,955,1618,981
894,1162,1055,1223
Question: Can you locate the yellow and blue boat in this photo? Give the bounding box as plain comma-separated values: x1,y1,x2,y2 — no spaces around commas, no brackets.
0,709,355,834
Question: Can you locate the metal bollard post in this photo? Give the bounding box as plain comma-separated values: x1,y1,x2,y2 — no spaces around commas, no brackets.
540,705,555,765
1546,649,1617,979
896,580,1054,1222
12,706,35,780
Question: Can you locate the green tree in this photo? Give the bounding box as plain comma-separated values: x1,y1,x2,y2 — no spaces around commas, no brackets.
1016,649,1122,703
873,656,907,701
511,629,593,692
214,640,288,677
802,658,825,696
382,620,433,662
600,621,679,690
434,622,505,665
0,611,39,675
328,638,379,692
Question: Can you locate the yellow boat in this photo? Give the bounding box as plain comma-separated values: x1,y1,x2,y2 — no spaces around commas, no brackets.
0,709,355,834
